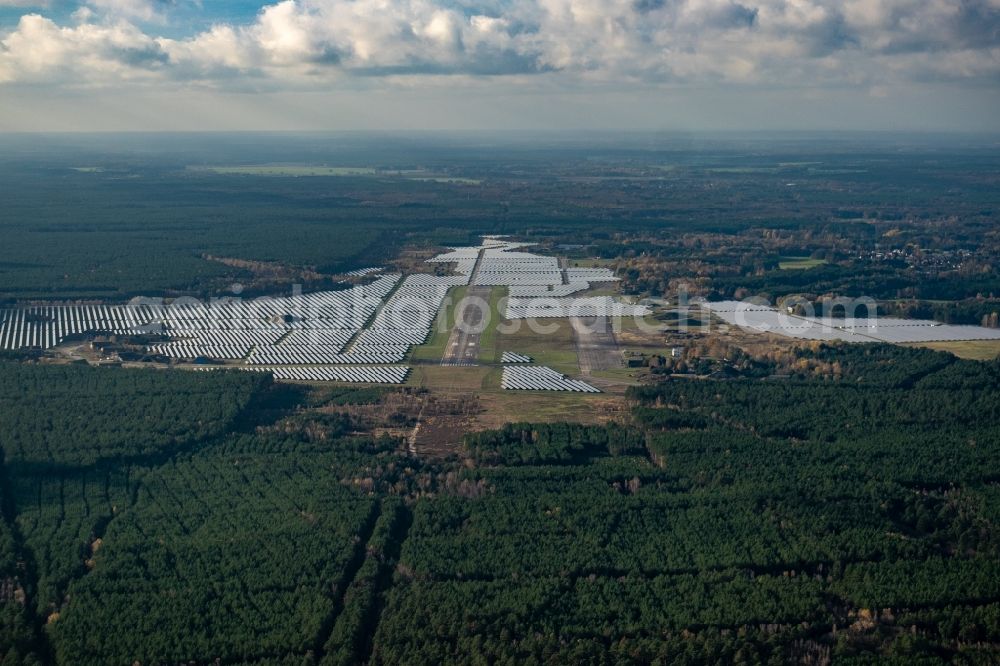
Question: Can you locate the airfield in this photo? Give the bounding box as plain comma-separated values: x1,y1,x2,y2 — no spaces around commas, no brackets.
6,235,1000,429
0,237,651,404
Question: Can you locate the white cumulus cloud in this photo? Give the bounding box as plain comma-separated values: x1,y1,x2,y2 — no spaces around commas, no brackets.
0,0,997,88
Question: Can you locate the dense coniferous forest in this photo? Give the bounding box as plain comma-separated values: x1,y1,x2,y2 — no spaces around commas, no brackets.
2,136,998,304
0,345,998,664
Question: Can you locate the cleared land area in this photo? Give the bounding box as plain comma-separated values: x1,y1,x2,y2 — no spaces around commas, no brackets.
905,339,1000,360
493,317,579,377
778,256,828,269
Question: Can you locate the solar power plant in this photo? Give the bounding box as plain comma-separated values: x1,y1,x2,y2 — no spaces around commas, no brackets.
565,268,619,282
501,366,601,393
148,344,254,360
500,352,533,363
853,322,1000,343
476,273,566,286
700,302,1000,343
248,346,408,365
0,304,163,349
279,329,356,347
353,329,429,346
700,303,857,341
268,366,411,384
370,274,468,333
168,330,286,345
2,237,641,387
473,249,564,286
425,247,480,262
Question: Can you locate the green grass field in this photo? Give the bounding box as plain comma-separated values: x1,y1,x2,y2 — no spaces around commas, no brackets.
477,287,507,363
778,256,828,270
493,317,580,376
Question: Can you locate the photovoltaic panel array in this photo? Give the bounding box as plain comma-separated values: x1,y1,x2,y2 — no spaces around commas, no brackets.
0,304,164,350
700,301,1000,343
501,366,601,393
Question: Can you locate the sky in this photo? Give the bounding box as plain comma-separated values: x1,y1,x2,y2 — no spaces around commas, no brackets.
0,0,998,132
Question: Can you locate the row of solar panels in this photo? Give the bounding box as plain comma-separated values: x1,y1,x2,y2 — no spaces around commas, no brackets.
501,366,600,393
505,297,651,320
701,302,1000,343
509,282,590,298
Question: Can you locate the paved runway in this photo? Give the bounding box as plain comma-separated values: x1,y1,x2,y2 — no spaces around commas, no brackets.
572,315,621,374
442,247,490,366
442,285,492,366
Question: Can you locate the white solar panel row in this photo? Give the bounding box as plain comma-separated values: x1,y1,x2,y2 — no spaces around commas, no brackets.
163,320,296,333
700,302,1000,343
482,249,553,260
484,240,535,250
157,290,383,321
343,266,384,276
370,274,465,332
247,346,408,365
452,259,477,276
501,366,601,393
505,297,650,320
269,366,410,383
566,268,618,282
369,310,437,330
279,329,356,347
475,273,565,286
282,319,366,330
148,344,252,359
1,323,67,350
354,329,429,346
350,344,413,357
508,282,591,298
862,325,1000,343
501,352,533,363
0,277,407,353
0,306,161,350
162,303,378,330
479,264,559,272
426,248,481,262
0,304,162,325
167,330,285,346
